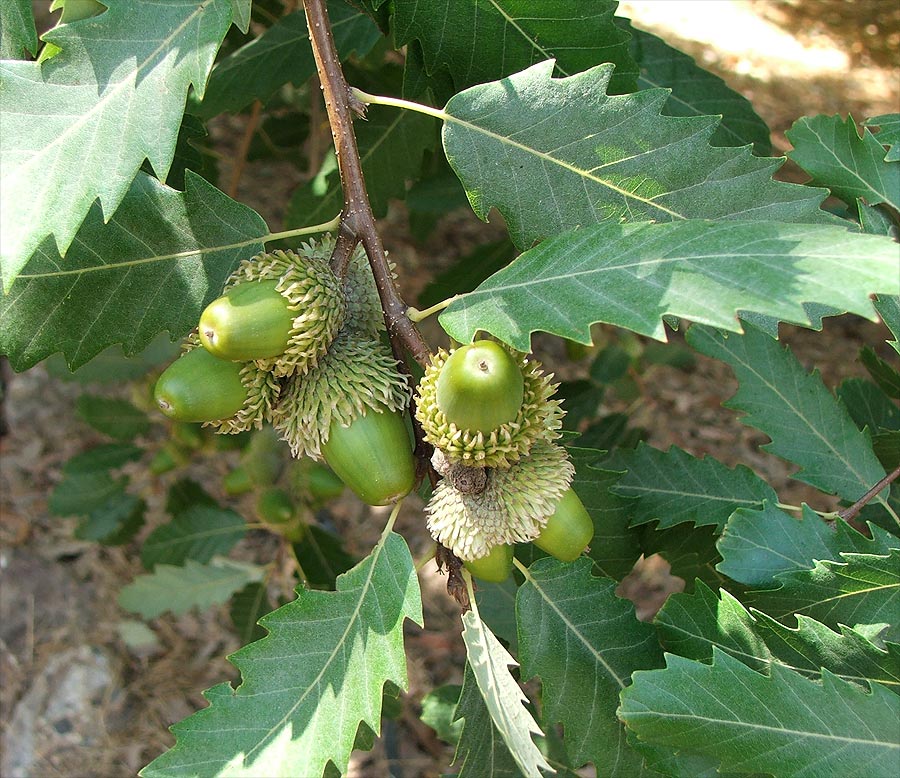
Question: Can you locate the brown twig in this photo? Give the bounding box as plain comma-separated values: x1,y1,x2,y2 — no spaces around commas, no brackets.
226,99,263,199
839,465,900,522
302,0,431,367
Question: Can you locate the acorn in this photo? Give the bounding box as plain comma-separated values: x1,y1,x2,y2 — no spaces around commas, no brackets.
256,487,295,524
272,333,414,506
219,248,346,377
425,440,574,561
200,280,295,361
532,487,594,562
464,543,513,583
306,462,345,503
435,341,524,434
416,344,563,468
154,347,248,423
223,466,254,496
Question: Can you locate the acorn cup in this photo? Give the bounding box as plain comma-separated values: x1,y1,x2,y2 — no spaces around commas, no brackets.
272,332,415,506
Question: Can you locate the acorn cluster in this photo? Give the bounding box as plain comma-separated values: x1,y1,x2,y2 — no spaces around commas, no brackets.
415,341,594,582
153,238,415,506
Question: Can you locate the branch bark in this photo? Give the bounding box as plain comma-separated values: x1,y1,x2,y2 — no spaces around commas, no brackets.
302,0,431,367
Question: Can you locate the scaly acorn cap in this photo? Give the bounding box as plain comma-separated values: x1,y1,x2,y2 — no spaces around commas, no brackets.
425,440,574,561
181,335,282,435
223,248,345,377
415,346,564,468
271,332,411,459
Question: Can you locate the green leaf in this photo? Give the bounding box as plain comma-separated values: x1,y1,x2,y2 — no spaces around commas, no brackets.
873,430,900,470
229,582,273,646
655,581,900,693
460,608,551,778
857,199,897,236
451,664,524,778
0,172,267,372
420,683,464,746
837,377,900,432
416,239,516,309
787,114,900,211
141,505,247,570
618,18,771,154
864,113,900,162
49,470,127,517
140,532,422,778
620,648,900,777
197,1,381,117
391,0,638,97
568,447,643,580
0,0,242,287
439,220,898,349
62,443,143,474
165,478,218,517
75,395,150,441
639,522,728,593
860,345,900,399
875,294,900,355
517,557,663,773
747,549,900,644
610,443,776,531
76,492,145,545
717,505,895,588
0,0,37,58
285,106,435,225
687,323,890,508
291,524,356,590
475,577,520,653
45,332,181,385
442,61,833,251
119,558,265,619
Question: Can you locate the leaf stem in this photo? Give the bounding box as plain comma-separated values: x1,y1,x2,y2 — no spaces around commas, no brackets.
302,0,431,368
265,215,342,243
775,502,840,519
352,88,450,122
381,498,404,540
839,465,900,525
407,296,459,322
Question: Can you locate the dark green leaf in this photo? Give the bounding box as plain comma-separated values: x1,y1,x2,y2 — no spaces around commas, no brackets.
787,114,900,210
610,443,776,531
416,239,516,309
291,523,357,589
45,332,181,385
576,413,645,452
230,581,273,645
620,648,900,777
141,505,247,570
475,577,519,653
439,221,898,349
687,323,890,509
639,521,727,593
717,506,895,588
165,478,218,517
749,548,900,643
392,0,638,97
140,533,422,778
589,346,631,384
420,683,463,746
286,106,435,225
0,172,267,372
618,18,771,154
656,581,900,693
857,200,897,236
0,0,37,59
75,395,150,441
837,377,900,432
860,345,900,399
518,557,663,773
0,0,242,286
557,380,605,431
864,113,900,161
197,2,381,117
442,62,833,251
49,471,127,517
76,493,145,546
568,447,643,580
62,443,143,474
873,430,900,470
875,295,900,355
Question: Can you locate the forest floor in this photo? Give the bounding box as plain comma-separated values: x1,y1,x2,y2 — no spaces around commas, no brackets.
1,2,898,776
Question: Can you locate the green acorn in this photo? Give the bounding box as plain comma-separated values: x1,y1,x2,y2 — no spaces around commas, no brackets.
256,487,295,524
272,333,414,505
532,487,594,562
223,466,254,496
464,543,513,583
220,248,346,377
154,347,248,423
435,340,524,434
200,280,295,361
416,345,563,468
425,440,574,561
